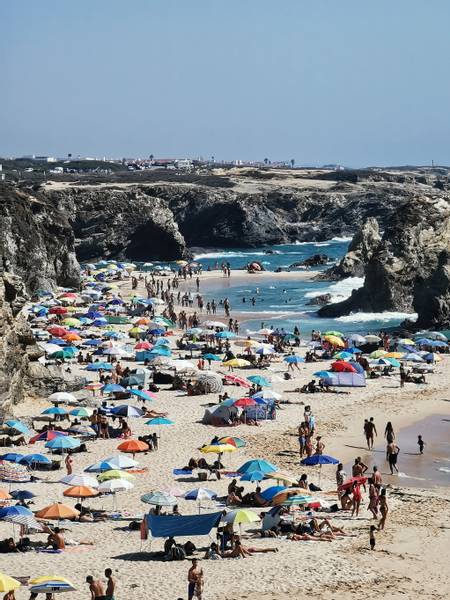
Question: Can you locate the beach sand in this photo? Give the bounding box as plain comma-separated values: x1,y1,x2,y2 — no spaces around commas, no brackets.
2,270,450,600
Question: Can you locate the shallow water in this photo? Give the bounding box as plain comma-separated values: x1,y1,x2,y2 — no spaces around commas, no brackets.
350,414,450,489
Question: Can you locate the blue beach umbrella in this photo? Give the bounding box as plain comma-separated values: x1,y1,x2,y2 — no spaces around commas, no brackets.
247,375,271,387
145,417,174,426
20,453,52,466
0,453,25,463
111,405,143,417
102,383,126,393
10,489,36,500
215,331,236,339
202,353,222,361
87,362,114,371
184,488,217,501
313,370,333,378
260,486,287,501
301,455,339,466
5,420,30,435
238,459,278,475
41,407,68,416
45,435,80,450
129,389,154,401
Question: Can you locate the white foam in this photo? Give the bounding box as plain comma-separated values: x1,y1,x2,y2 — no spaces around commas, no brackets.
438,467,450,474
330,236,353,242
304,277,365,303
336,311,418,323
193,251,266,259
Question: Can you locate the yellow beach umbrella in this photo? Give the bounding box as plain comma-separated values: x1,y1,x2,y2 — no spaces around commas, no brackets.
224,508,260,525
265,471,298,485
223,358,251,368
0,573,21,592
29,576,72,585
200,444,236,454
369,350,387,359
384,352,404,359
323,335,345,348
61,318,81,327
97,470,135,483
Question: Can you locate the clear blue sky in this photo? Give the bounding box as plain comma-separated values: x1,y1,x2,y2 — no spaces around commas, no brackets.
2,0,450,166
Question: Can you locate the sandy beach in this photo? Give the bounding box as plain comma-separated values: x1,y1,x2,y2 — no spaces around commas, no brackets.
2,269,450,600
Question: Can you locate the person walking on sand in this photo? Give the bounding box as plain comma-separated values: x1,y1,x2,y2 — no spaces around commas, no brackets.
104,569,116,600
364,417,377,450
417,434,425,454
188,559,204,600
378,488,389,530
387,441,400,474
384,421,395,459
351,480,362,517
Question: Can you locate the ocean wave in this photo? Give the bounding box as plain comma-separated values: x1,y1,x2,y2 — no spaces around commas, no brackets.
437,467,450,474
304,277,365,303
330,236,353,242
193,251,266,259
335,311,418,323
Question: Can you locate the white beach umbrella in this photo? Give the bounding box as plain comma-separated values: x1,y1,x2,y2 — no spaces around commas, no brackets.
48,392,77,403
60,474,99,488
203,321,226,328
98,479,134,493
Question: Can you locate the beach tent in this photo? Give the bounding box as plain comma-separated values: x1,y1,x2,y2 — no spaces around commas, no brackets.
322,373,366,387
202,404,238,426
146,511,222,538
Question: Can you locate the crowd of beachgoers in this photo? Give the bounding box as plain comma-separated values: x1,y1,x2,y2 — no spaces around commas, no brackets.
0,259,449,600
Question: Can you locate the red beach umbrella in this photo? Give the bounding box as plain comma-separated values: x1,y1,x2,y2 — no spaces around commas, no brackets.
331,361,357,373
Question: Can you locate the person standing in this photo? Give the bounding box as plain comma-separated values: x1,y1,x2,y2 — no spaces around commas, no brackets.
85,576,105,600
364,417,377,450
188,559,204,600
369,525,377,550
387,441,400,474
65,451,73,475
384,422,395,459
104,568,116,600
378,488,389,530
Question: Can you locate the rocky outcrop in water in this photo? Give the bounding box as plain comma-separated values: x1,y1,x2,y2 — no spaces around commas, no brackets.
318,218,381,280
318,194,450,328
289,254,329,269
0,184,81,413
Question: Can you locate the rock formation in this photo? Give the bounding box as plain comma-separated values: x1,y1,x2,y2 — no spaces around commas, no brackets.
49,187,188,261
318,194,450,328
289,254,329,269
0,184,81,413
318,218,381,280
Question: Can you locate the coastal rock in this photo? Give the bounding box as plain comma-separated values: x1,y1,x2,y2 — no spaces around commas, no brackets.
289,254,329,269
318,194,450,326
50,187,188,261
318,218,382,280
0,183,82,413
306,293,332,306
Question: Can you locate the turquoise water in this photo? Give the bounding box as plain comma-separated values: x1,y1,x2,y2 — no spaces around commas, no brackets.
190,241,417,335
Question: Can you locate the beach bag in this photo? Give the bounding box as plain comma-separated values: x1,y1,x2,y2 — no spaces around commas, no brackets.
171,545,186,561
198,471,208,481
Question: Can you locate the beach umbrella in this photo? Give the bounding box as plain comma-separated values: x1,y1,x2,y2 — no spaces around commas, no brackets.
240,471,264,482
203,320,226,328
185,488,217,501
281,494,314,507
217,436,246,448
35,503,79,520
117,439,149,457
45,435,80,450
134,341,153,350
384,352,404,359
0,453,24,463
61,318,81,327
223,358,251,368
97,470,135,483
348,334,366,344
63,485,99,499
272,489,308,505
402,352,424,362
41,406,68,416
247,375,271,387
48,392,77,404
200,443,236,455
301,454,339,485
255,346,275,355
145,417,174,426
47,326,68,337
69,407,93,418
238,459,278,475
98,478,134,493
29,576,76,594
284,355,305,364
252,390,281,401
130,389,156,401
60,474,98,487
102,383,126,393
10,489,36,500
0,489,12,501
324,330,344,338
215,331,236,339
423,352,442,363
101,455,139,469
141,491,177,506
265,472,300,485
224,375,251,388
385,358,401,367
223,509,260,525
120,375,141,386
260,486,287,501
20,453,52,467
32,425,66,443
369,350,387,359
68,425,96,437
348,360,365,373
111,405,143,418
333,351,353,360
0,505,37,528
4,420,30,435
233,397,257,408
331,361,356,373
87,362,113,371
323,335,345,347
313,370,333,378
0,573,20,592
364,335,381,343
398,338,415,346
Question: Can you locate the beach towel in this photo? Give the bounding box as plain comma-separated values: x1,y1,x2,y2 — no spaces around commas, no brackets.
36,548,63,554
173,469,192,476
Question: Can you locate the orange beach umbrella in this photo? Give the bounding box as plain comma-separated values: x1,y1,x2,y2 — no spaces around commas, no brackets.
35,502,79,520
63,486,99,499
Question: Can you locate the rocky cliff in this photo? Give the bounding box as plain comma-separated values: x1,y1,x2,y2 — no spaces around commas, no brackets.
318,194,450,328
318,217,382,280
48,187,188,261
0,184,81,413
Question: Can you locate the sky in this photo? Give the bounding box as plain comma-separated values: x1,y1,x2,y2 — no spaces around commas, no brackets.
2,0,450,166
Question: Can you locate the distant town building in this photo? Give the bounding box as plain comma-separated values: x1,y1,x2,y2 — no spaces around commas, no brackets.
175,159,193,170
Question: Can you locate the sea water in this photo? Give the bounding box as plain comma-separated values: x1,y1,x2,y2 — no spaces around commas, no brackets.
190,240,416,335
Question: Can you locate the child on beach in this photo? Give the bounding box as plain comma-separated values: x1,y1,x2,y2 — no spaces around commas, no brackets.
417,435,425,454
369,525,376,550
